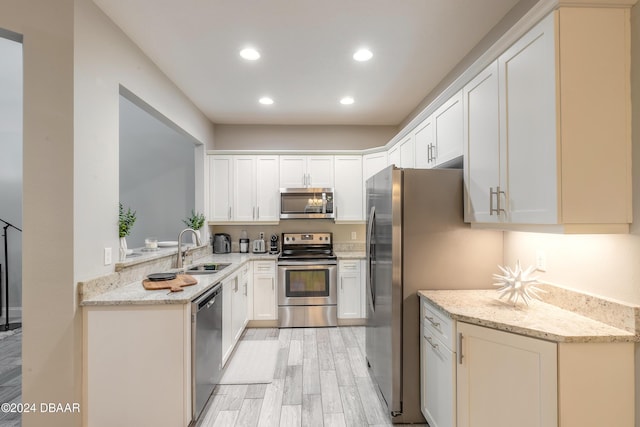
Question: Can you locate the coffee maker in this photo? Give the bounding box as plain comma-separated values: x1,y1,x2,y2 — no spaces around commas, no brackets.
269,234,279,254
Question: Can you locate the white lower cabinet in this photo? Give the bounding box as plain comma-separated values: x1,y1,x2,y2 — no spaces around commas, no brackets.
222,273,237,365
456,322,557,427
420,297,635,427
252,260,277,320
337,260,362,319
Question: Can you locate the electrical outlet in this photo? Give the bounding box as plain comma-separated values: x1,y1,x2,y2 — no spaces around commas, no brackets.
351,231,357,240
259,232,265,240
104,247,112,265
535,250,547,272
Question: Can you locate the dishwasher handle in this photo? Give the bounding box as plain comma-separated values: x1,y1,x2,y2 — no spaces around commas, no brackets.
193,282,222,312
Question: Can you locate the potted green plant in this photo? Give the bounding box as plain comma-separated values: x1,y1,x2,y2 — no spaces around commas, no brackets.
183,210,205,244
119,203,137,259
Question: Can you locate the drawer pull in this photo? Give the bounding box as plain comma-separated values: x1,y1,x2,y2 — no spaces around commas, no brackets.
425,336,439,350
425,316,440,328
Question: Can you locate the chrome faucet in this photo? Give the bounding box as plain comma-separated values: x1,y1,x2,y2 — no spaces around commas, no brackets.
177,228,202,269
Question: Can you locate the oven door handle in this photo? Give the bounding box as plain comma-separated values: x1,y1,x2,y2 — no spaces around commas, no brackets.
278,260,338,266
366,206,376,311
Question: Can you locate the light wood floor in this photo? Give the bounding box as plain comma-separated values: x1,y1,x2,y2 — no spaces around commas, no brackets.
196,327,414,427
0,329,22,427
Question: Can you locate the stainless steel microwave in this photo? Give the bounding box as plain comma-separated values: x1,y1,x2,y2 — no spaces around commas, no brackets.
280,188,335,219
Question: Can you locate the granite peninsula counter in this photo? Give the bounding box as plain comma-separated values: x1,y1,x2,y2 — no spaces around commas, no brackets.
418,289,638,343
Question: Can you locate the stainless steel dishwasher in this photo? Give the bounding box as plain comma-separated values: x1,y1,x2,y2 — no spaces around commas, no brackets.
191,282,223,422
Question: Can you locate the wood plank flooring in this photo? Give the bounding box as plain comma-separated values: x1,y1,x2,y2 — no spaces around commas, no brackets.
196,327,403,427
0,329,22,427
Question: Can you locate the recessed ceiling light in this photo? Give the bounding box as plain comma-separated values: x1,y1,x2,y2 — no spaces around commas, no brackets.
240,48,260,60
340,96,355,105
353,48,373,62
259,97,274,105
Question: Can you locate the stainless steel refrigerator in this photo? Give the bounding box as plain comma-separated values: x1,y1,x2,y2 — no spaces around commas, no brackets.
365,166,503,423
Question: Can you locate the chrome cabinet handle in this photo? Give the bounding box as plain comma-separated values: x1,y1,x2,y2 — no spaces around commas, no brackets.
425,336,439,350
458,332,464,364
257,206,259,219
489,186,506,216
228,206,232,220
425,316,440,328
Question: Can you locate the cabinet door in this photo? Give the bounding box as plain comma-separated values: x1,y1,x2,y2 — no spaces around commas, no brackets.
253,261,277,320
398,134,415,168
279,156,307,187
209,155,233,222
255,155,280,221
334,156,363,221
457,322,557,427
222,275,235,365
434,90,463,167
499,14,557,224
233,156,256,222
253,274,276,320
421,327,455,427
337,261,361,319
231,273,247,342
463,61,502,223
363,152,388,181
388,144,400,167
414,116,434,169
307,155,334,188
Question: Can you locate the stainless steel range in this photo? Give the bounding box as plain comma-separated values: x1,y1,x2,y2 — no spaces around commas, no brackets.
277,232,337,327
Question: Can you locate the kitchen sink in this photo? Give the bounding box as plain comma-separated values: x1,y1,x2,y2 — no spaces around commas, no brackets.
185,263,231,274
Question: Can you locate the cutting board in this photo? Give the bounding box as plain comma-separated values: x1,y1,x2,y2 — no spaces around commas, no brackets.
142,274,198,292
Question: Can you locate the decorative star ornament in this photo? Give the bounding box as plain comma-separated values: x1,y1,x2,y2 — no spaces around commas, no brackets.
493,260,545,306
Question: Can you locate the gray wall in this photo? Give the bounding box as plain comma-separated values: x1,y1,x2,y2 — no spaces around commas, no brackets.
119,95,196,248
0,34,22,322
213,124,397,151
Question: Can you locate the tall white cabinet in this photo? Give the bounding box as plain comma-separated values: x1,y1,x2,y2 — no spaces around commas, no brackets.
334,156,363,222
463,8,632,232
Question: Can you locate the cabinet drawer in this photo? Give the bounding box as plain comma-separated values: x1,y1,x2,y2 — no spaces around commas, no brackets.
253,260,275,274
338,260,360,272
421,299,455,350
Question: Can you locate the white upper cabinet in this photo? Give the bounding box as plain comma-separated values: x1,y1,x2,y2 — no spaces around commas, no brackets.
414,115,434,169
398,134,415,168
254,155,280,221
464,8,632,233
334,155,364,222
363,151,388,181
499,13,557,225
209,155,233,221
387,144,400,167
209,154,280,223
279,155,334,188
387,135,414,168
463,61,501,224
432,90,463,167
233,156,257,222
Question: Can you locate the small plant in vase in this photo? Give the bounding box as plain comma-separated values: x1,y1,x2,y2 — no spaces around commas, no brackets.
182,210,205,244
119,203,137,259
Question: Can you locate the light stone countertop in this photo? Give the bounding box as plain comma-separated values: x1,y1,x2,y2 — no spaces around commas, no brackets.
81,253,278,306
418,289,638,343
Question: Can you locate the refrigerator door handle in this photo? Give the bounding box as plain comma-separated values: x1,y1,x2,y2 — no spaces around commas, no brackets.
366,206,376,310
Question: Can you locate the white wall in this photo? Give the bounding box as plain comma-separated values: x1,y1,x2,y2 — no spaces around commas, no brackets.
213,124,397,151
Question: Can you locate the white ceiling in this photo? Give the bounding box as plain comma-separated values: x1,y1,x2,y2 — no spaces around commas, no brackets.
93,0,523,126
